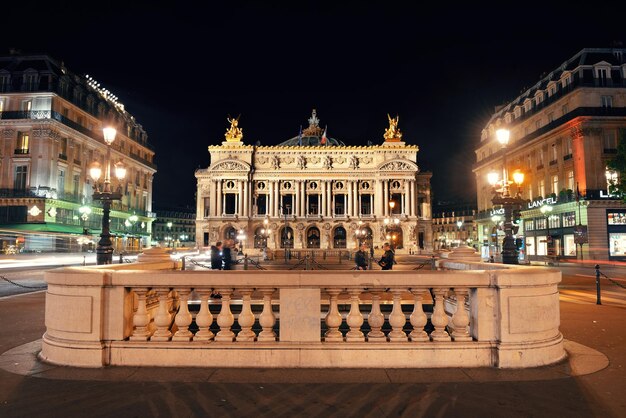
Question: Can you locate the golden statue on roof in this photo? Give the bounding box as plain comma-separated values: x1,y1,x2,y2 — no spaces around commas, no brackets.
302,109,323,137
384,114,403,142
225,115,243,142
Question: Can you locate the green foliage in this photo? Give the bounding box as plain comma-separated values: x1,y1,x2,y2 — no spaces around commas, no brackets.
606,129,626,200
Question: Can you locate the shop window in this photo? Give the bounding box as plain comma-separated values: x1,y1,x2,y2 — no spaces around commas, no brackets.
562,212,576,227
524,220,534,231
564,235,576,256
609,233,626,256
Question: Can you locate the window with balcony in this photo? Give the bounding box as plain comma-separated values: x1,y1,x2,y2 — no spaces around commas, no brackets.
57,170,65,194
562,104,569,115
22,100,32,111
334,194,346,216
550,143,558,164
539,179,545,197
596,67,609,86
16,132,30,154
604,131,618,153
547,112,554,123
281,195,293,215
538,149,544,167
564,137,573,159
360,194,372,216
72,174,80,200
256,194,267,215
552,175,559,194
14,166,28,190
59,137,68,160
307,194,319,215
567,171,574,191
203,197,211,218
601,95,613,108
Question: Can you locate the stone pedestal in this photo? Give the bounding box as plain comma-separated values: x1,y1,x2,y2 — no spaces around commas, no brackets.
137,247,172,263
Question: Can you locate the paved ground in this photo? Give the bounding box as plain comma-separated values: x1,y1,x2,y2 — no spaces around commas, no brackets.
0,262,625,417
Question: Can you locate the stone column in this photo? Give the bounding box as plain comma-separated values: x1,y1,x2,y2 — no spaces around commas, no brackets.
196,185,204,220
216,180,223,216
243,180,248,217
404,180,410,216
321,181,327,218
295,181,300,218
382,180,389,216
268,181,274,217
299,181,304,217
375,180,384,216
274,181,280,217
347,181,352,218
353,181,359,217
410,180,416,217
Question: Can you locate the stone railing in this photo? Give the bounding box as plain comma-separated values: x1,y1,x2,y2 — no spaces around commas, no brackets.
40,258,564,369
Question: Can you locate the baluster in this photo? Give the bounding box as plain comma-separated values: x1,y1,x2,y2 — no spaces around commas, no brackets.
236,288,256,342
215,288,235,342
388,289,408,342
346,289,364,342
257,288,277,342
366,291,386,342
451,288,472,342
151,288,172,341
409,288,429,342
130,287,151,341
172,288,193,341
430,288,451,341
193,290,214,342
324,289,344,342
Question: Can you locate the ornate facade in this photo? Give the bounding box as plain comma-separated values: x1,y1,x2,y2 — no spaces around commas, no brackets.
195,110,432,254
0,53,156,253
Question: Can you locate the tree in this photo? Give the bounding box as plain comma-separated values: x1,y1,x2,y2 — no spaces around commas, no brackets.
606,129,626,200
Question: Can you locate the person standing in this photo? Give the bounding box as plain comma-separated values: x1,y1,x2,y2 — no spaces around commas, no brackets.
378,242,395,270
210,241,223,270
354,243,368,270
222,239,233,270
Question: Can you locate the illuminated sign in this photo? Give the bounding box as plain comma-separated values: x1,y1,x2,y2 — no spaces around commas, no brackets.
608,212,626,225
489,208,504,216
527,197,558,209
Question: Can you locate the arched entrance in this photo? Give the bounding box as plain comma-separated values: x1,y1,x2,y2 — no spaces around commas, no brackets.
384,226,403,249
333,226,347,248
280,226,294,248
307,227,320,248
253,227,267,249
224,226,236,241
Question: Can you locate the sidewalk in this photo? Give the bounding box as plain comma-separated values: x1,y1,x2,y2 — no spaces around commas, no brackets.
1,293,625,417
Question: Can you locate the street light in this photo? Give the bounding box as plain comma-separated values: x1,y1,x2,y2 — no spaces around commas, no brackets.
384,200,400,250
89,127,126,265
259,218,271,260
487,128,525,264
278,203,290,262
456,220,463,246
166,221,173,248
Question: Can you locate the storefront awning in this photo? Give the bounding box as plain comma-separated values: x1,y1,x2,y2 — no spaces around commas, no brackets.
0,223,86,235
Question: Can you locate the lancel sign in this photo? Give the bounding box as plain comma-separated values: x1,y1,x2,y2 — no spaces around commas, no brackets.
527,197,558,209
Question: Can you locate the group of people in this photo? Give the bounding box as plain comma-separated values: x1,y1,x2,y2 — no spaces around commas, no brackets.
354,242,395,270
209,240,234,270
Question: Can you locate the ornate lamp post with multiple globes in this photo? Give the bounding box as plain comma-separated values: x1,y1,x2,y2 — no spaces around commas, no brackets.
89,127,126,265
487,128,525,264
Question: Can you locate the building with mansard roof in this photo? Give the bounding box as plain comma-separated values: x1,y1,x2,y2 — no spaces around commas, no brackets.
474,47,626,262
0,52,156,253
195,110,432,255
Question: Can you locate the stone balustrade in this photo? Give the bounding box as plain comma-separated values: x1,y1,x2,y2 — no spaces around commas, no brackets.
40,262,565,369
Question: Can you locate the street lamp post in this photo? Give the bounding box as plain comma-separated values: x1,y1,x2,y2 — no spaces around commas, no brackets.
260,218,270,260
456,220,463,246
384,200,400,250
279,203,290,262
89,127,126,265
487,128,525,265
166,222,173,248
490,214,502,259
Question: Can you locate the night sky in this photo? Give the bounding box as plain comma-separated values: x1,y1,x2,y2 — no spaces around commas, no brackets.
3,1,624,210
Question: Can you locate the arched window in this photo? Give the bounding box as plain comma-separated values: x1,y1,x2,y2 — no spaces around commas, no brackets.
334,226,347,248
224,226,236,241
280,226,294,248
307,227,320,248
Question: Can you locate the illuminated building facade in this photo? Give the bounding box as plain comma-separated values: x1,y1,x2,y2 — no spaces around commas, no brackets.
0,53,156,253
474,47,626,261
195,110,433,254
